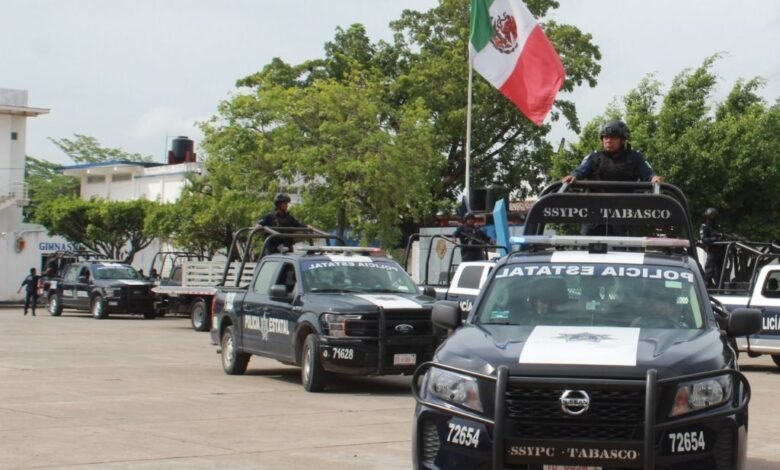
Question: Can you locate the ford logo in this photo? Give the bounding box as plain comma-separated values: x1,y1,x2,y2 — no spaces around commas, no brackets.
395,323,414,334
560,390,590,416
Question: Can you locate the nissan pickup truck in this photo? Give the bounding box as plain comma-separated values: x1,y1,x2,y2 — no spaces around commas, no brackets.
210,245,441,392
412,181,762,470
48,260,155,319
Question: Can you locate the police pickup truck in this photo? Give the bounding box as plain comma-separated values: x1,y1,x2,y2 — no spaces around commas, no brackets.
704,240,780,366
413,181,762,470
48,260,155,319
210,245,441,392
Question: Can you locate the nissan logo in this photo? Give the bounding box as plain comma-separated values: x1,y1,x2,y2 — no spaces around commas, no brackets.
395,324,414,334
560,390,590,416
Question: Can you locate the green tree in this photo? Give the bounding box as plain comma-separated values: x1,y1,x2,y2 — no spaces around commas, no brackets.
202,1,601,246
552,57,780,240
49,134,153,163
22,156,79,221
35,197,156,263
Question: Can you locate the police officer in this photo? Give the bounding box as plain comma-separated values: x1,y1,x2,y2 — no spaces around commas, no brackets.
452,212,494,262
17,267,41,316
562,120,662,235
256,193,307,253
562,120,662,185
700,207,725,288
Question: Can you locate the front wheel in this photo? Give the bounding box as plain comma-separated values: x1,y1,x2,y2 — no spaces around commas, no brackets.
221,325,249,375
91,295,107,319
191,299,210,331
301,334,328,392
48,294,62,316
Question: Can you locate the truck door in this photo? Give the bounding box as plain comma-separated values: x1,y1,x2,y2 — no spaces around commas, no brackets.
262,261,298,360
747,267,780,348
241,260,281,354
60,265,85,309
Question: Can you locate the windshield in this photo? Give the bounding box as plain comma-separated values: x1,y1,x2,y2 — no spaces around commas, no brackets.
301,259,418,294
476,263,704,329
93,265,144,280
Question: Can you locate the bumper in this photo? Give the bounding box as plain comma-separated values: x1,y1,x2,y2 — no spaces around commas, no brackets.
412,364,749,470
319,335,440,376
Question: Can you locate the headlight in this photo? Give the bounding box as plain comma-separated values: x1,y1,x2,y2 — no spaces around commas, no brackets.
671,375,732,416
426,367,483,412
321,313,362,337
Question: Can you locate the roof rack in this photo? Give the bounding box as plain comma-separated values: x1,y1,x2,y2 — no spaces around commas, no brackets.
524,181,698,261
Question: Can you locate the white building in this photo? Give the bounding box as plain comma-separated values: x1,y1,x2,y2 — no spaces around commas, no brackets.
0,88,80,302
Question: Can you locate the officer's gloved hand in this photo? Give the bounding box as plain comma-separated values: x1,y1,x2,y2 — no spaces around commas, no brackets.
713,231,723,240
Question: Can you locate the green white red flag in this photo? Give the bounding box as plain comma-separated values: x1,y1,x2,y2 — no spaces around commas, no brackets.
470,0,565,125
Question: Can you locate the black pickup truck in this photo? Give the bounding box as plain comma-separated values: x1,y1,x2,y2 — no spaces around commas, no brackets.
48,260,156,319
413,182,762,469
210,245,441,392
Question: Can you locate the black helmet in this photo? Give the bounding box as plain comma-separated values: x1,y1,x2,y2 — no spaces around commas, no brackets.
599,120,631,139
704,207,718,218
463,212,476,222
274,193,291,207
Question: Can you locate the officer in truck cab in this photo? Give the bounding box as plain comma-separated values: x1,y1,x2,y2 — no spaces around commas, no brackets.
256,193,308,253
452,212,495,262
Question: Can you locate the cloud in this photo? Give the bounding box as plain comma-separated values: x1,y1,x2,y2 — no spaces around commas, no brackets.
126,107,207,160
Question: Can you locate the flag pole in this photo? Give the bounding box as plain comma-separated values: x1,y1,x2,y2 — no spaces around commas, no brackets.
464,57,474,212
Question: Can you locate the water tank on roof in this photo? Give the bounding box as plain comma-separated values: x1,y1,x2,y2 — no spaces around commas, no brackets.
168,136,196,164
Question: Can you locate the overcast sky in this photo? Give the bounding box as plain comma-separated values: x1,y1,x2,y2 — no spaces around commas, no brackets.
2,0,779,166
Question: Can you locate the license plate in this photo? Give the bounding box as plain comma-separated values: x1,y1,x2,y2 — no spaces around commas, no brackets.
393,353,416,366
544,466,601,470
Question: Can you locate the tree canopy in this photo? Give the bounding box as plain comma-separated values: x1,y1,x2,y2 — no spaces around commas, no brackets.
551,56,780,240
200,0,601,247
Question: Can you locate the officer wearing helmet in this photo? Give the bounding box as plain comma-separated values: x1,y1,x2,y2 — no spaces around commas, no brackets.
256,193,307,253
452,212,494,262
562,120,663,185
700,207,725,288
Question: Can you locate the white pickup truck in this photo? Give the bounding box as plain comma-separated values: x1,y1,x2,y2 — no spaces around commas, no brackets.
705,240,780,365
431,261,494,316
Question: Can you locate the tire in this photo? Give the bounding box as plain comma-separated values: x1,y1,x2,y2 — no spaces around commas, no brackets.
48,294,62,316
221,325,249,375
301,334,328,392
771,355,780,368
91,295,108,319
143,309,156,320
190,299,210,332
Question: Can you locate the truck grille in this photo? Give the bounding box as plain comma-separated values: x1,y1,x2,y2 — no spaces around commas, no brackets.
345,309,432,337
505,383,645,441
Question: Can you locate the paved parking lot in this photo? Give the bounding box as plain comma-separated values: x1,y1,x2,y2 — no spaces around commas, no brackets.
2,307,780,469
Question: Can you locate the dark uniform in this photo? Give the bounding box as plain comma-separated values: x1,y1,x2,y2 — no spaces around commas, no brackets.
20,269,41,316
700,210,724,288
453,222,492,262
257,194,306,254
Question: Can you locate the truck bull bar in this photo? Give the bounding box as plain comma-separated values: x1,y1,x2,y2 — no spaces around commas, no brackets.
412,362,750,470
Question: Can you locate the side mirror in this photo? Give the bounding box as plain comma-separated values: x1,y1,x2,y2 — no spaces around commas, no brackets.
432,301,462,330
422,286,437,298
270,284,289,302
726,308,763,337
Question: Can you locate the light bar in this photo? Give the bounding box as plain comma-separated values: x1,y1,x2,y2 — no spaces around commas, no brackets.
510,235,690,249
295,245,382,254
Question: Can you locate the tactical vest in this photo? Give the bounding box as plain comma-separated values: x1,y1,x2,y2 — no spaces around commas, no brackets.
593,149,644,181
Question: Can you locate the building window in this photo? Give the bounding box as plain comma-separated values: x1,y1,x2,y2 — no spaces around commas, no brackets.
87,175,106,184
10,132,18,140
111,174,132,182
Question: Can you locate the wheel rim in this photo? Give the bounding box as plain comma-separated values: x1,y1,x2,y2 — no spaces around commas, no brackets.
302,343,312,383
49,297,58,313
223,334,234,368
193,304,205,328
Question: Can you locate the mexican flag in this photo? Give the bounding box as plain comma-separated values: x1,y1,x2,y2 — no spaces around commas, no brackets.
470,0,565,125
